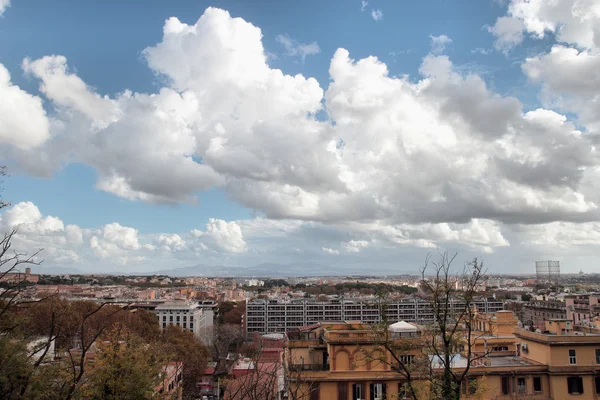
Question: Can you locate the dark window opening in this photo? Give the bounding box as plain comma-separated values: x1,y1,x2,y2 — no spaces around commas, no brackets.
533,377,542,392
567,376,584,395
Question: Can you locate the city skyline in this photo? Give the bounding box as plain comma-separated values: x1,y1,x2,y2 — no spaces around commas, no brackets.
2,0,600,274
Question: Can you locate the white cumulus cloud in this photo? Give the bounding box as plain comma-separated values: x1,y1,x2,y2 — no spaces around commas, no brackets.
191,218,247,253
0,65,49,149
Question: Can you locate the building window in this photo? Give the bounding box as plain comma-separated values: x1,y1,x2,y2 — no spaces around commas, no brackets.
370,382,386,400
569,349,577,365
461,378,477,395
352,383,365,400
183,323,187,329
183,316,187,321
398,355,414,365
338,382,348,400
501,377,511,394
517,378,526,393
169,316,173,322
309,382,320,400
567,377,584,394
533,377,542,392
162,315,166,321
493,346,509,352
176,316,180,322
190,323,193,330
596,349,600,364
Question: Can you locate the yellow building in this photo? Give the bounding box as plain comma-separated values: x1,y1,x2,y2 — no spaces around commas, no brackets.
285,312,600,400
468,310,519,358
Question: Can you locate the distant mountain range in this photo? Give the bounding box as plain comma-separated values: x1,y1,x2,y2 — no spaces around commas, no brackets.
151,262,345,277
22,262,343,277
29,265,84,275
25,261,394,277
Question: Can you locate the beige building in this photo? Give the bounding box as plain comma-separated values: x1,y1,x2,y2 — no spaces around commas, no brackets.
0,267,39,284
285,311,600,399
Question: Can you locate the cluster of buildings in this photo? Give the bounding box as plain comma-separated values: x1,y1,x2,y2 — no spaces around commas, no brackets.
521,294,600,331
7,276,249,304
6,267,600,399
284,311,600,399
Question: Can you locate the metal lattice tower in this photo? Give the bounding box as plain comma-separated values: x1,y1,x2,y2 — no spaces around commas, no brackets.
535,260,560,285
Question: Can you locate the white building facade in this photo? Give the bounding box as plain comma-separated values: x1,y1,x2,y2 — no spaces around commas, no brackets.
154,301,212,343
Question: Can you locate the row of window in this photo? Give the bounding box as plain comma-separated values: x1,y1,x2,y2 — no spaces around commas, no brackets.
502,375,600,395
306,377,600,399
162,315,194,322
161,322,194,330
501,376,540,394
568,349,600,365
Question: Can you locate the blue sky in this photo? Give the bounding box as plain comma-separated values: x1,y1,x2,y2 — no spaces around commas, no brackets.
1,0,599,274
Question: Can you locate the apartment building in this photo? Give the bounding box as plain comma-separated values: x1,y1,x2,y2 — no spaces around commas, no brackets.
522,299,567,330
246,297,504,336
285,313,600,399
154,301,212,343
515,319,600,398
565,294,600,325
0,267,39,283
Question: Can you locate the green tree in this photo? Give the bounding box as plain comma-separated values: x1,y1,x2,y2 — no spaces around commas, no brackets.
161,326,210,400
81,326,169,400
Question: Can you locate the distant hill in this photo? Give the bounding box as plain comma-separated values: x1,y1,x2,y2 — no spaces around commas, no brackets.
152,261,343,277
29,265,83,275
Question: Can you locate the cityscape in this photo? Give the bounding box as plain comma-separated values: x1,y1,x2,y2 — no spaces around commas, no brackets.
2,0,600,399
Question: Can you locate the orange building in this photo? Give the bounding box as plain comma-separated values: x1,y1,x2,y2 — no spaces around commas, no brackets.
0,267,39,283
285,311,600,399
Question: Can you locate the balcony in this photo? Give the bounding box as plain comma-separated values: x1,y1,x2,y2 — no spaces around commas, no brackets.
324,330,381,343
288,363,330,372
287,339,325,348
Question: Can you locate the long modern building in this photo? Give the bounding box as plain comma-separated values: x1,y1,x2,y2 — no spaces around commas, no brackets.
246,297,504,336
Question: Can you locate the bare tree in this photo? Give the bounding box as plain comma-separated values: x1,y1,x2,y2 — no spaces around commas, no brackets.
357,251,505,400
222,349,282,400
0,231,43,325
283,352,320,400
418,252,490,400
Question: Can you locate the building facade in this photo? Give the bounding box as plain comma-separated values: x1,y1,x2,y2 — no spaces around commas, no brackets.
246,297,504,336
0,267,39,283
154,301,212,343
522,299,567,330
285,313,600,399
565,294,600,325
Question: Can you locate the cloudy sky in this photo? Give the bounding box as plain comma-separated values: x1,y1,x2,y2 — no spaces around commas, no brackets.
1,0,600,274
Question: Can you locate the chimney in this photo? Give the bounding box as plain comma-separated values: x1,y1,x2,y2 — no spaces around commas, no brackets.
25,267,31,275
